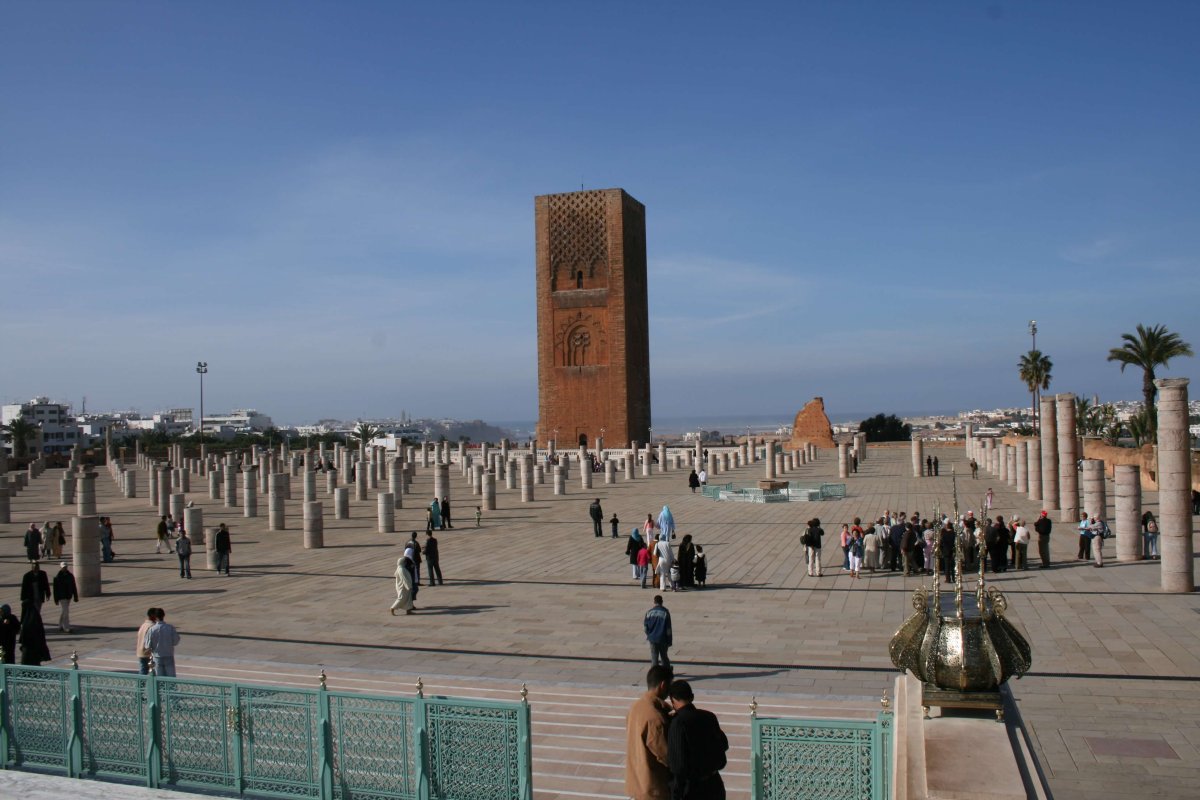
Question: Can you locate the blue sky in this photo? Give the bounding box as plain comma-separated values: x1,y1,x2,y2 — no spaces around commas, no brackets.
2,1,1197,425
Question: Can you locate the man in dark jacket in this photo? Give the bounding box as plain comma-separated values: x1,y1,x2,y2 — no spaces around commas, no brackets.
214,523,232,575
938,524,957,584
23,524,42,562
424,531,443,586
1033,511,1052,568
666,680,728,800
20,562,52,611
987,518,1010,573
888,516,906,572
176,530,193,579
52,562,79,633
644,595,672,669
440,496,453,529
589,499,604,537
900,524,918,575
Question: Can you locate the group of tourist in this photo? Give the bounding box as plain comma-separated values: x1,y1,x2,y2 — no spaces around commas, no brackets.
389,530,445,615
617,506,708,591
23,521,67,561
800,509,1065,581
1,559,79,665
136,607,180,676
626,664,729,800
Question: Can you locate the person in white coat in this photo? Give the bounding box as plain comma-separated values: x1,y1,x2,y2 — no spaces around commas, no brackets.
654,535,675,592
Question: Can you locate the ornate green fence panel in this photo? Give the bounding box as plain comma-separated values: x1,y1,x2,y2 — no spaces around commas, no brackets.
425,697,531,800
0,664,532,800
2,666,69,771
751,713,892,800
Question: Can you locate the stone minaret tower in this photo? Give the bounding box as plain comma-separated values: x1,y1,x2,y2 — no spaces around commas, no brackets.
535,188,650,448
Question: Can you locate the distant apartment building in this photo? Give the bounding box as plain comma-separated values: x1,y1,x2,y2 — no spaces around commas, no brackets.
1,397,82,455
202,409,274,439
126,408,195,437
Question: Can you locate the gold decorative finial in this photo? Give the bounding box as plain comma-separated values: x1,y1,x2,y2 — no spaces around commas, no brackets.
71,650,79,670
319,669,327,689
520,683,528,703
750,696,758,718
416,676,424,698
880,688,891,712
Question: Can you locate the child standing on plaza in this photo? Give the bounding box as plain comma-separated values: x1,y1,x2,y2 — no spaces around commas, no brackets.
694,546,707,587
610,513,620,539
475,506,482,527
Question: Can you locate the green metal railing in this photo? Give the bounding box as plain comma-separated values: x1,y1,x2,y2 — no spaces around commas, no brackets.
751,712,892,800
0,662,532,800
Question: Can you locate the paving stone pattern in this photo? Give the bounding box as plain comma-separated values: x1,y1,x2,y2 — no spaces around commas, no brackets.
1,444,1198,799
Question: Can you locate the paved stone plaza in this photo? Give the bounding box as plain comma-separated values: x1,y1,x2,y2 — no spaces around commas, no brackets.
2,444,1198,799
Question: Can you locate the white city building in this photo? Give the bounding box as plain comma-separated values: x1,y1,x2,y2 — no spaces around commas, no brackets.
1,397,83,455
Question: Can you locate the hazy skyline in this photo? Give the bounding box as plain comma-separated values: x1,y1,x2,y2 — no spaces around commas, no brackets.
2,2,1197,425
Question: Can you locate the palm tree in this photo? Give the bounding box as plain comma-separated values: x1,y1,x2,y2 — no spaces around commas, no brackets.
1127,409,1153,448
1017,350,1053,432
351,422,380,451
1,416,40,458
1107,324,1194,431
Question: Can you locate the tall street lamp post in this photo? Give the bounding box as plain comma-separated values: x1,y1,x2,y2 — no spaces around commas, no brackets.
1027,321,1038,431
196,361,208,442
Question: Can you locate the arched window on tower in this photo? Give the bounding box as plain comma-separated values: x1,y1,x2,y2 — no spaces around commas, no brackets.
576,270,584,289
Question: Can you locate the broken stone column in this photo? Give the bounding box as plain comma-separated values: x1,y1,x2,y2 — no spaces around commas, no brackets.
378,493,395,533
244,467,258,518
1056,393,1079,523
185,506,204,548
170,493,185,528
390,459,404,506
553,465,566,495
534,464,545,484
1081,459,1107,526
471,463,484,495
303,470,316,503
122,470,136,499
1037,397,1057,510
625,457,636,481
520,455,534,502
911,438,924,478
1026,439,1041,502
604,459,615,485
356,463,368,502
1156,378,1194,593
721,452,730,472
1114,464,1143,562
334,487,350,519
642,446,651,477
148,463,159,507
506,461,517,490
326,469,337,495
657,443,667,472
304,501,324,548
72,513,101,597
177,468,190,493
1015,442,1028,493
269,473,286,531
764,442,776,479
482,471,496,511
224,468,238,507
280,473,292,501
838,443,849,479
60,470,76,506
999,444,1010,483
580,457,592,490
433,463,449,505
158,466,172,518
707,451,718,478
208,468,221,501
0,487,9,524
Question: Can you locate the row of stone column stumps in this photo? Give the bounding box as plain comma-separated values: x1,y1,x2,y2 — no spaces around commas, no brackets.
966,379,1194,593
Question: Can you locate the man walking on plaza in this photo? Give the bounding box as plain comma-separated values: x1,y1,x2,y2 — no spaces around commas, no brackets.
933,456,939,476
214,523,232,575
1034,511,1052,568
625,665,673,800
52,562,78,633
20,561,51,612
23,523,42,562
644,595,673,669
424,530,444,586
666,680,729,800
136,608,157,674
176,528,193,579
589,498,604,537
144,608,181,677
440,496,453,529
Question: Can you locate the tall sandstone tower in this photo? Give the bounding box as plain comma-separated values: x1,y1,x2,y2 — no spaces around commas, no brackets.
535,188,650,447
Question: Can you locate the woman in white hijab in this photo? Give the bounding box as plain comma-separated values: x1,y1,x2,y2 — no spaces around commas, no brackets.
390,556,416,616
654,535,675,592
